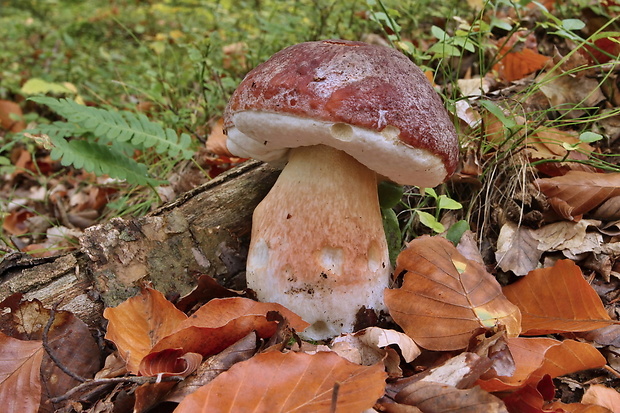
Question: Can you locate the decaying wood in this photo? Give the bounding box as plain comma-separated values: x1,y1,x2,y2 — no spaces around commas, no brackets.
0,160,279,327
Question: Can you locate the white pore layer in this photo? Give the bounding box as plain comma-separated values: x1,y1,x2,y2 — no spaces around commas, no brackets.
227,111,448,187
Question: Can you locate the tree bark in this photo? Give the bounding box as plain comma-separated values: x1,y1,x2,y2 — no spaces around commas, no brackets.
0,160,279,328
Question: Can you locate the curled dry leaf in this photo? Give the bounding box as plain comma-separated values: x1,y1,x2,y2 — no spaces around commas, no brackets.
165,332,258,403
500,375,556,413
355,327,420,363
0,332,44,413
477,337,606,392
396,381,507,413
331,327,419,378
103,288,188,374
385,236,521,351
138,348,202,377
150,297,308,357
174,351,387,413
503,260,612,335
535,171,620,221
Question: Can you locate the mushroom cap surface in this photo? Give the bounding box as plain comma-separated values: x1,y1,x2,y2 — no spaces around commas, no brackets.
224,39,459,187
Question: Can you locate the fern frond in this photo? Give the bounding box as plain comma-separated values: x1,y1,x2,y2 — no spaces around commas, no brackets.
49,136,164,186
29,97,194,159
32,121,84,140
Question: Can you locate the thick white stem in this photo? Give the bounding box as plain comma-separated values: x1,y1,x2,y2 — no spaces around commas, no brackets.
246,145,391,339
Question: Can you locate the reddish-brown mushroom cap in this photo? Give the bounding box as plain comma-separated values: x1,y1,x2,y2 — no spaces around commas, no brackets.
224,39,458,187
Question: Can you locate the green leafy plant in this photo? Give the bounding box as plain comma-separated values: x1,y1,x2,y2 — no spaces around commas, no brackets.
416,188,463,234
24,96,194,187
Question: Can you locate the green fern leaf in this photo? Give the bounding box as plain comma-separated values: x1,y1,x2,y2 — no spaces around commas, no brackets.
47,136,163,186
29,96,194,159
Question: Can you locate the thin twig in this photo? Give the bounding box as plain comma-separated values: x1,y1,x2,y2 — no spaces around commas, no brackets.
604,364,620,379
49,375,185,404
42,305,86,383
330,381,340,413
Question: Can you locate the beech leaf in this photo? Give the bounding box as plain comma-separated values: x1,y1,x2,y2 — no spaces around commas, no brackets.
477,337,606,392
385,236,521,351
174,351,387,412
396,381,508,412
0,299,100,411
0,332,44,413
103,288,188,374
581,384,620,412
503,260,612,335
535,171,620,221
150,297,308,358
138,348,202,377
495,221,541,276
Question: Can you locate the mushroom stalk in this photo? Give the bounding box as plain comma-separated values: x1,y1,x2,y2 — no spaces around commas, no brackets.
246,144,391,339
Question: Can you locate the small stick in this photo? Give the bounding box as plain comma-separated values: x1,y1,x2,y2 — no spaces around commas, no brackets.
42,305,86,383
603,364,620,379
330,381,341,413
49,375,185,404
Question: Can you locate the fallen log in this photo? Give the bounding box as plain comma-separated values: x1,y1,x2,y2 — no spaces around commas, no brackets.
0,160,279,327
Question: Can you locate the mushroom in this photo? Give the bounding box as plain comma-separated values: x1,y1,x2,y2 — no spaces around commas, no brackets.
223,39,459,340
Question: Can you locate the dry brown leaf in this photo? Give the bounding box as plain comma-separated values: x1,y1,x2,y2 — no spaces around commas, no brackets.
331,327,419,378
0,299,100,411
477,337,606,392
174,351,387,413
493,32,551,82
532,219,601,255
150,297,308,358
138,348,202,377
0,100,26,132
538,74,605,119
396,381,507,412
103,288,188,374
420,352,494,389
546,401,613,413
581,325,620,347
496,48,551,82
354,327,420,363
582,384,620,413
0,332,44,413
165,332,258,403
495,221,541,276
385,236,521,351
481,109,526,146
592,196,620,221
501,375,557,413
535,171,620,221
2,209,35,236
378,402,424,413
503,260,612,335
580,37,620,65
526,127,598,176
134,381,177,413
205,118,233,157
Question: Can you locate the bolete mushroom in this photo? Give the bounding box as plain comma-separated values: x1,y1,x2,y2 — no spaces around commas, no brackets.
223,39,458,339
